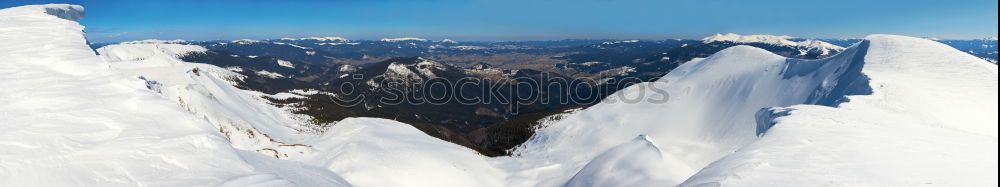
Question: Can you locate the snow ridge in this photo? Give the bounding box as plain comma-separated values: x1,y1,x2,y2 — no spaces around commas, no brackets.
1,4,350,186
95,39,509,187
98,41,328,158
120,39,188,44
513,35,996,187
683,35,997,187
380,37,429,42
703,33,846,55
98,42,207,62
299,36,350,42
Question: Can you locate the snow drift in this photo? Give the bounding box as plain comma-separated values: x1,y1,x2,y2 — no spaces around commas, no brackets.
564,135,695,186
294,118,507,187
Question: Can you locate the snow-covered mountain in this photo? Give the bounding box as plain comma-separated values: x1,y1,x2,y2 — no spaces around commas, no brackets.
511,34,997,186
682,35,997,186
936,39,998,64
2,4,997,187
3,5,511,186
297,36,351,42
704,33,846,56
380,37,429,42
0,4,351,186
95,34,510,187
96,40,326,159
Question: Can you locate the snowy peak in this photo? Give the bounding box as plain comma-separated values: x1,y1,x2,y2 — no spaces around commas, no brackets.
469,62,494,70
119,39,188,44
441,38,459,43
681,35,997,186
380,57,452,80
861,34,997,136
600,39,640,45
299,36,350,42
98,41,208,62
231,39,263,44
517,34,996,186
703,33,846,55
702,33,794,44
380,37,429,42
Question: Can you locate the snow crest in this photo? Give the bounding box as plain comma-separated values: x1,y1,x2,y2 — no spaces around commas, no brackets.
513,35,996,186
684,37,996,187
1,4,350,186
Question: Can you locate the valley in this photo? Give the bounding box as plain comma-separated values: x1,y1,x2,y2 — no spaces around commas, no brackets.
100,35,997,156
112,35,866,156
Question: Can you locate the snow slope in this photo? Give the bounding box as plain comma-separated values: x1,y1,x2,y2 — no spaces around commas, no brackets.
97,41,322,159
681,35,997,186
509,42,868,186
564,135,694,187
290,118,507,187
97,41,508,187
0,4,349,186
511,35,997,186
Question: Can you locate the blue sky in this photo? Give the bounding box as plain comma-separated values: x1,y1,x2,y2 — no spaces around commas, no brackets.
4,0,998,42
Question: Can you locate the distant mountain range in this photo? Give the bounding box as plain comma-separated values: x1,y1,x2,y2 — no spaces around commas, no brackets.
85,34,997,155
936,39,999,64
85,34,998,155
85,34,870,155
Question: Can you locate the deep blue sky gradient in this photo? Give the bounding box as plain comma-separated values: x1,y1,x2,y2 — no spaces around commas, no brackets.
3,0,998,42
